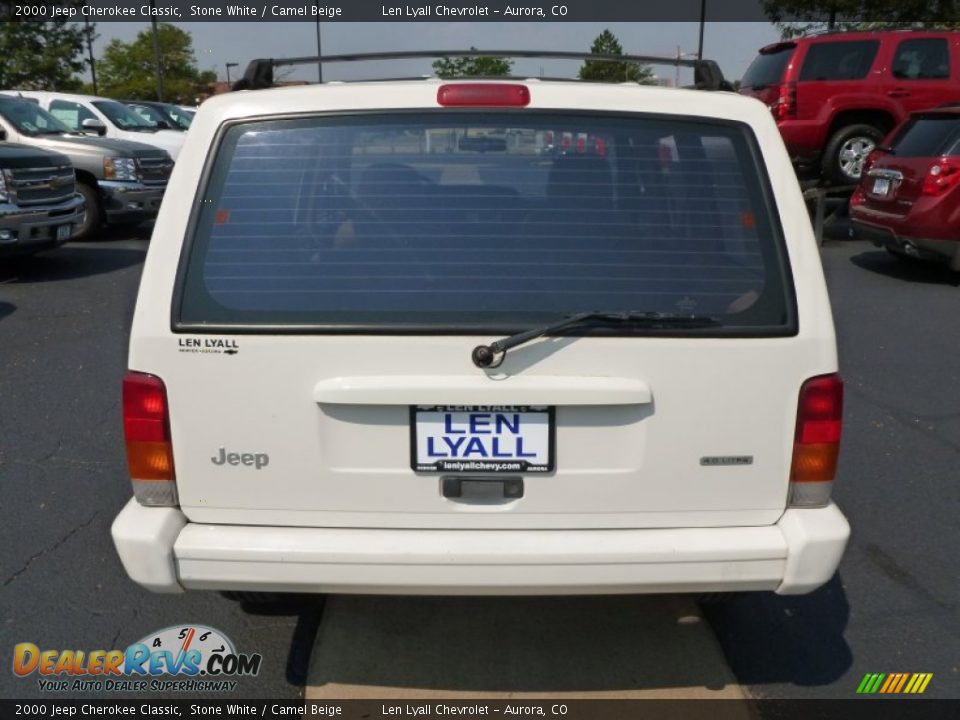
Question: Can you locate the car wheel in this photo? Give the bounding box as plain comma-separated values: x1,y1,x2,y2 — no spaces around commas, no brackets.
823,124,885,185
74,182,102,241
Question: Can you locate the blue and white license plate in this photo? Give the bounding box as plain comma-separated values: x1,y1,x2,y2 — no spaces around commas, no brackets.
56,224,71,240
411,405,554,473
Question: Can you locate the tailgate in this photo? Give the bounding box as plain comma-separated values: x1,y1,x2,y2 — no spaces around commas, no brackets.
135,101,823,531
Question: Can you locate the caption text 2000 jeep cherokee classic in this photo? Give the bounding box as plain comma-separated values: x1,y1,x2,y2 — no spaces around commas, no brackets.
112,78,850,596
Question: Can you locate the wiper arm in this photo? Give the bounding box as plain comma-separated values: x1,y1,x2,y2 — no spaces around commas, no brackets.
471,311,721,368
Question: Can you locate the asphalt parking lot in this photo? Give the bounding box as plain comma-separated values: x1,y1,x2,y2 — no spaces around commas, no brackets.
1,228,958,702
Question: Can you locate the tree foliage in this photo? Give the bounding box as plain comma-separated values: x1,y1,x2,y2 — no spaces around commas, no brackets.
578,29,655,84
0,2,91,91
761,1,960,38
433,48,513,78
97,24,215,103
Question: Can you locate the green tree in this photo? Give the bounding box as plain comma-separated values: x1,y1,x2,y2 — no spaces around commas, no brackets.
0,2,90,90
761,1,960,37
433,48,513,78
97,24,215,103
579,29,655,84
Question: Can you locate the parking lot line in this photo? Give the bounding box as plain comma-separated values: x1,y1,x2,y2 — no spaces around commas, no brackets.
304,595,749,702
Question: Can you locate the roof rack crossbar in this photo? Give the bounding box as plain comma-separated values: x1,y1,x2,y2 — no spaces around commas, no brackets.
235,50,730,91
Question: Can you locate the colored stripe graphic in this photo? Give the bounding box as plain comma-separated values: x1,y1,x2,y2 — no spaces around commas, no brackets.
857,673,932,694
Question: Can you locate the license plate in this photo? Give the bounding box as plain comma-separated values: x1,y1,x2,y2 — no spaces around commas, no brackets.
411,405,554,473
872,177,891,196
55,224,71,240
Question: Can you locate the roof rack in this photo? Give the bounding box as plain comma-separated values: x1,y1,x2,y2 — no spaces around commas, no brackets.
234,50,732,91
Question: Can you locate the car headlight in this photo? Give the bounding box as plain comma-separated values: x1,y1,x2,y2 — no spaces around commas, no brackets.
0,170,9,203
104,157,138,182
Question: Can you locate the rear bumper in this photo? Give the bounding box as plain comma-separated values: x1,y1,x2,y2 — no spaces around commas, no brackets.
851,218,960,267
112,499,849,597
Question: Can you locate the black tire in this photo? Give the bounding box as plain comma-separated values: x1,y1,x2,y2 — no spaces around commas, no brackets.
74,181,102,241
822,124,885,185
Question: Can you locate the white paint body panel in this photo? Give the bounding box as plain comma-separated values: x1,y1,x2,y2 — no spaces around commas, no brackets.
118,80,847,593
111,498,849,595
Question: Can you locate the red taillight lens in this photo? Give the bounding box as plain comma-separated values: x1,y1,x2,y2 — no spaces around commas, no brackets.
773,82,797,121
123,371,177,505
576,134,586,153
437,84,530,107
789,374,843,507
922,157,960,196
861,149,882,176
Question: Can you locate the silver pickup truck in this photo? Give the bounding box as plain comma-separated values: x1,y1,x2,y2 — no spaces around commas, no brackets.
0,143,85,258
0,95,172,240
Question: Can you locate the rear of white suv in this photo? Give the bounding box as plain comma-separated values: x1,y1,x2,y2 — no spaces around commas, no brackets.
112,79,849,596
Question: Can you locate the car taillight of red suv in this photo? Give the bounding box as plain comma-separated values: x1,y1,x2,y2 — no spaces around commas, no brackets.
850,109,960,270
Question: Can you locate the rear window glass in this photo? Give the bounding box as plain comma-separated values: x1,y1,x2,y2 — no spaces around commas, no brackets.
799,41,879,81
177,112,794,334
741,47,794,88
890,115,960,156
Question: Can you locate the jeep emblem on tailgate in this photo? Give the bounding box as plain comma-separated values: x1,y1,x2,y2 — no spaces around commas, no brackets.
211,448,269,469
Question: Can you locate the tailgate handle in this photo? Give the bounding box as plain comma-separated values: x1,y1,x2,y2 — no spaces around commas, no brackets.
313,375,652,405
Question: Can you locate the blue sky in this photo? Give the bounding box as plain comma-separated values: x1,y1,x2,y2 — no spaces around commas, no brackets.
87,21,782,86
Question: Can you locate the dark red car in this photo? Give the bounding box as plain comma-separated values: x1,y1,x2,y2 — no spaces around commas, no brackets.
850,107,960,269
740,30,960,185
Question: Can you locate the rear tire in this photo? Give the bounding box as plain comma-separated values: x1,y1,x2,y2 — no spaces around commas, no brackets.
823,124,885,185
74,182,102,241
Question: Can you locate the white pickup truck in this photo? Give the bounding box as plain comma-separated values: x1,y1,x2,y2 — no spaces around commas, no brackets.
112,66,849,597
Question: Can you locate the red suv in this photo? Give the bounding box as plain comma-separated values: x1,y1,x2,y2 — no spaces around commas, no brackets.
740,30,960,185
850,107,960,270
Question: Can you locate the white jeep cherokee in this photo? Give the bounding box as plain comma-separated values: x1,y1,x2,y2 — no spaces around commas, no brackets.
112,75,849,596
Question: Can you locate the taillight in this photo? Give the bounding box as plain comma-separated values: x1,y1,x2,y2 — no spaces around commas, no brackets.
437,83,530,107
594,137,606,156
576,134,586,154
789,374,843,507
773,82,797,122
861,149,882,176
922,157,960,196
122,371,177,506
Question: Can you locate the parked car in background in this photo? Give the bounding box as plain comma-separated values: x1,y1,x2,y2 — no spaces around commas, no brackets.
0,95,174,240
740,29,960,184
9,91,184,160
0,143,85,258
850,107,960,270
124,100,193,131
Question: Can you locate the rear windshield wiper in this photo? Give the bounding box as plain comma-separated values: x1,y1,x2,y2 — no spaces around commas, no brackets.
471,311,722,368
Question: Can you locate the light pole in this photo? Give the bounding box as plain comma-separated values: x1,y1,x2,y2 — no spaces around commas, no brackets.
697,0,707,61
83,16,97,95
149,0,164,101
226,62,239,86
315,12,323,83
